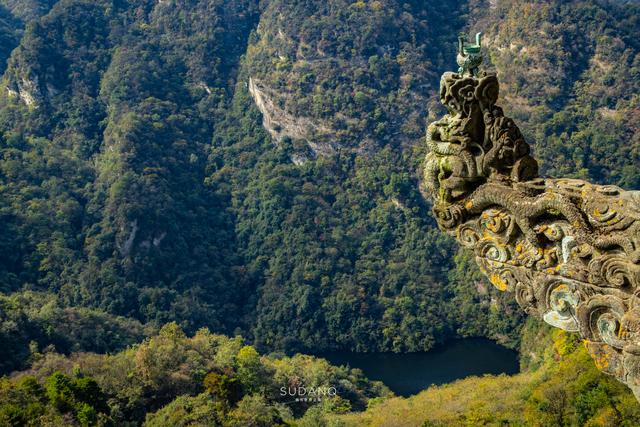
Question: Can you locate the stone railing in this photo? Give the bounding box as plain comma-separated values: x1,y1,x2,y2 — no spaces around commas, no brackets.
423,34,640,398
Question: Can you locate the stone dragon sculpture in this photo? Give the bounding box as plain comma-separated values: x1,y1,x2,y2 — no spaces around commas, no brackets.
423,35,640,398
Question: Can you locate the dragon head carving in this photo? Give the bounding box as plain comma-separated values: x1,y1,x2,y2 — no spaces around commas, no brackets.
424,70,538,203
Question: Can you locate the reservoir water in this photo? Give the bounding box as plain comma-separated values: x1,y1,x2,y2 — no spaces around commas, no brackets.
319,338,519,397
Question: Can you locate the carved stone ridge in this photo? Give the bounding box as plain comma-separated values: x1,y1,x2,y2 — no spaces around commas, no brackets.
423,35,640,398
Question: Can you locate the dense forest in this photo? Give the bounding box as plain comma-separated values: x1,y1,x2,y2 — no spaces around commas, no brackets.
0,322,390,425
2,319,640,426
0,0,638,425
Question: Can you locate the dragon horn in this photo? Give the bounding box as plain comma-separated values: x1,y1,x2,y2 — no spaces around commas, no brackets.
475,32,483,47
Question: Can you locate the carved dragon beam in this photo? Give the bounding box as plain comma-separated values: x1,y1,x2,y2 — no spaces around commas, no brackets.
423,33,640,398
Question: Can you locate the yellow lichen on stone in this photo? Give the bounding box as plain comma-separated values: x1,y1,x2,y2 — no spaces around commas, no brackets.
423,61,640,399
585,340,611,371
489,273,508,291
618,324,628,340
593,353,610,371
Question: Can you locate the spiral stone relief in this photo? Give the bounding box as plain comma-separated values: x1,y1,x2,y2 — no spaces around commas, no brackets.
543,283,579,332
422,37,640,399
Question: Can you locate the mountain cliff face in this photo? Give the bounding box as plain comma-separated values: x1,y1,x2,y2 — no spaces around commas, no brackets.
243,0,464,158
0,0,638,372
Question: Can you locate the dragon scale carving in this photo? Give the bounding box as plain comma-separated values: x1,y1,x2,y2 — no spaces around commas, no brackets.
423,42,640,397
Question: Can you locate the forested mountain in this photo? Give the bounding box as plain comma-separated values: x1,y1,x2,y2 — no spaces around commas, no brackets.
471,0,640,187
0,0,56,22
0,0,263,372
0,0,55,74
0,0,637,385
0,5,19,75
0,0,638,425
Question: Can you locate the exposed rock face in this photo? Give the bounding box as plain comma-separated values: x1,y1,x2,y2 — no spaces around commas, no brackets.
423,46,640,398
248,77,336,158
6,74,40,107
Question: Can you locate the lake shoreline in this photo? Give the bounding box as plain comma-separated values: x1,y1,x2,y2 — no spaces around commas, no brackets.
315,337,520,397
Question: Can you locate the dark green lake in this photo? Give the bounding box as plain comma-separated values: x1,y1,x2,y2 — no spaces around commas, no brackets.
318,338,519,397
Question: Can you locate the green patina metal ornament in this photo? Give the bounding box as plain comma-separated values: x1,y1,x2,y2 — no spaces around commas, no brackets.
457,32,483,76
